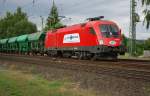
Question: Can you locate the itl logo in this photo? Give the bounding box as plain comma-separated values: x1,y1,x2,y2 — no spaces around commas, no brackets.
63,33,80,43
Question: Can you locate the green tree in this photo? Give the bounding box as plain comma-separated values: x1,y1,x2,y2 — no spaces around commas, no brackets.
44,0,63,31
136,42,144,56
0,7,37,39
141,0,150,29
122,34,128,47
121,34,145,56
144,38,150,50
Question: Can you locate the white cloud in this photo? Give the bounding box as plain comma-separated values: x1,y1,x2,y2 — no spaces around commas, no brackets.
9,0,31,6
0,0,150,39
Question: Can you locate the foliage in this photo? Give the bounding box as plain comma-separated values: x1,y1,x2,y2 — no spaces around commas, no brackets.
141,0,150,29
44,1,63,31
136,43,144,56
141,0,150,6
134,38,150,56
122,34,128,47
0,7,37,39
144,38,150,50
122,34,146,56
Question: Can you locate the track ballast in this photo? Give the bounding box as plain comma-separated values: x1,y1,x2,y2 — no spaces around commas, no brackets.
0,53,150,81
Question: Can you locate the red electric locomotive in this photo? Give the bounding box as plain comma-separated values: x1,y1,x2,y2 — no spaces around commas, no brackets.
45,16,126,60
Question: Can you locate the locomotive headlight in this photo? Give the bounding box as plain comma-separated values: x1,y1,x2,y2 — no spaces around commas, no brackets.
99,40,104,45
109,41,116,45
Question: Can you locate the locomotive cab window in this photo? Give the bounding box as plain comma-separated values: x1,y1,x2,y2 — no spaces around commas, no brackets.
89,27,96,35
100,24,119,38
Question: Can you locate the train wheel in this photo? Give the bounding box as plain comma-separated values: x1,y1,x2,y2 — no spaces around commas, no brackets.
91,54,98,61
47,51,52,57
78,52,89,60
110,53,118,60
79,53,84,60
62,52,72,58
48,50,59,57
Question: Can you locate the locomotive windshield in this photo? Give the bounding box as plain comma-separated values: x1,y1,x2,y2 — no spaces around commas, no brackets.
100,24,119,38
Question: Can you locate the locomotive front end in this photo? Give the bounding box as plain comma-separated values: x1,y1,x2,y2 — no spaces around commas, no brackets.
95,21,126,57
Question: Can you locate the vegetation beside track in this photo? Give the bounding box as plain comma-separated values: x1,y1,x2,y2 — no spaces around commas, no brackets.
0,69,96,96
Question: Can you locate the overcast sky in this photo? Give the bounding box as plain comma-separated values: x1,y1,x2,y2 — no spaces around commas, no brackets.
0,0,150,40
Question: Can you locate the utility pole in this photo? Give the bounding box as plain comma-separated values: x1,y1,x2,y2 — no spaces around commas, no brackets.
40,16,44,31
129,0,137,56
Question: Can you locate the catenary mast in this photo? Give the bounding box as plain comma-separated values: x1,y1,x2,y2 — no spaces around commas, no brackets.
129,0,137,56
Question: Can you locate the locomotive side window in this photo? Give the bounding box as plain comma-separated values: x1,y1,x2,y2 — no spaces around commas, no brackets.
100,25,119,38
89,27,96,35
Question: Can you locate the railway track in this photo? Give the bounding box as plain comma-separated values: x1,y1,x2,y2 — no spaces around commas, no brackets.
0,53,150,81
1,53,150,70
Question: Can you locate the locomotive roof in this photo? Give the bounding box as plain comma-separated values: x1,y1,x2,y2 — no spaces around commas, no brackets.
66,20,116,27
48,20,117,33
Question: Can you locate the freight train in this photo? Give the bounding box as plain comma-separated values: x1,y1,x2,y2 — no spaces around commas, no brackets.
0,16,126,60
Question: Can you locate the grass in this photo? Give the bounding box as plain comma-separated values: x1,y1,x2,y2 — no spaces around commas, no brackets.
0,69,96,96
